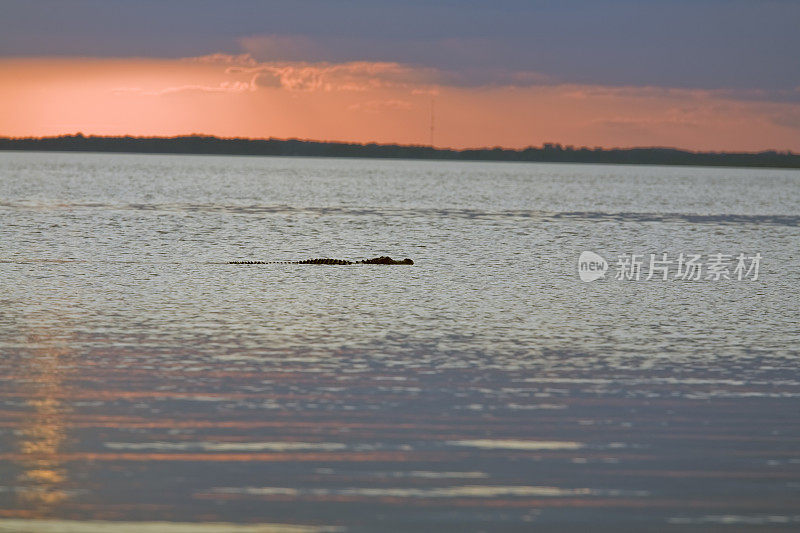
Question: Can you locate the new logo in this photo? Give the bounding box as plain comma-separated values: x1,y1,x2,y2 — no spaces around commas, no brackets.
578,251,608,282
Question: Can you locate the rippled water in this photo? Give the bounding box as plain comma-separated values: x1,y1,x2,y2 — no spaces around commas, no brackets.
1,152,799,532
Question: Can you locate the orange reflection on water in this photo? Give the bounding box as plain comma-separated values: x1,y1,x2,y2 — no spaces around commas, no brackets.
14,318,74,515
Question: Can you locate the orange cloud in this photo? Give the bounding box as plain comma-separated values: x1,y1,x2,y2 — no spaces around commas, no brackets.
0,56,798,151
114,79,258,96
220,55,438,93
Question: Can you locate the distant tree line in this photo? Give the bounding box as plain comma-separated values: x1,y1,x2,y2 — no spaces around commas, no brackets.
1,134,798,169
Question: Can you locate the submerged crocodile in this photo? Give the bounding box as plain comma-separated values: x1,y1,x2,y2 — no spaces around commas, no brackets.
229,256,413,265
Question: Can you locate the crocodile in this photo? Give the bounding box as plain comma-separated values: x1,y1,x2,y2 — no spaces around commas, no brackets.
229,256,413,265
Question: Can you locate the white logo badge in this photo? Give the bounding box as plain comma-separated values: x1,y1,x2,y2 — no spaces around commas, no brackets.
578,251,608,282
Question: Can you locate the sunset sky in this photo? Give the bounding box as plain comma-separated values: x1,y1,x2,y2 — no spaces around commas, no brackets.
1,0,798,151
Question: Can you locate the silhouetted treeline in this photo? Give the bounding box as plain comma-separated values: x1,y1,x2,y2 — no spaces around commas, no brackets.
1,134,798,169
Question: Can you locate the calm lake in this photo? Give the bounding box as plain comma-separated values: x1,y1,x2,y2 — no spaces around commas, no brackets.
1,152,799,532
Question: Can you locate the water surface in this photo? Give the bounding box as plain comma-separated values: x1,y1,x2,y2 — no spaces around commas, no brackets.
1,152,799,531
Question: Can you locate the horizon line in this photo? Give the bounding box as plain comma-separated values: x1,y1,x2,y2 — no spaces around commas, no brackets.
1,132,796,156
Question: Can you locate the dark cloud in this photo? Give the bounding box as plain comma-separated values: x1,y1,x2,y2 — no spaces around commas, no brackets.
1,0,798,94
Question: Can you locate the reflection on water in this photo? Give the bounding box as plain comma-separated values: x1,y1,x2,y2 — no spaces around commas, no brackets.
13,311,73,515
0,152,799,531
